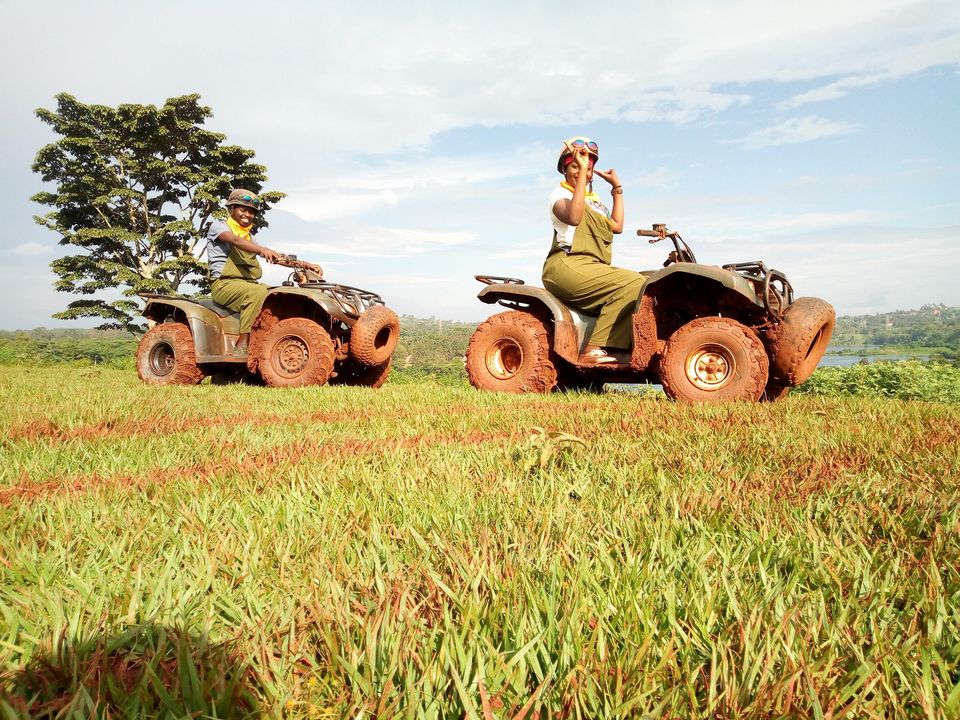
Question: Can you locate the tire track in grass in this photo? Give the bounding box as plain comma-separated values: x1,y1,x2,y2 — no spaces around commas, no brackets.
2,398,629,445
4,409,361,444
1,430,514,506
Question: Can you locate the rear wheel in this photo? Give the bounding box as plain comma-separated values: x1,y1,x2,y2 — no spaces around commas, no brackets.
255,318,335,388
136,323,204,386
465,311,558,393
769,297,835,386
660,317,768,402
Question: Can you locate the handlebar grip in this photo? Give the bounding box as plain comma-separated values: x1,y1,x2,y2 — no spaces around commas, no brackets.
636,229,661,237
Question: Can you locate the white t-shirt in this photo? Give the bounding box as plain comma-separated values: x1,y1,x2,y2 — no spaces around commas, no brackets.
549,185,611,251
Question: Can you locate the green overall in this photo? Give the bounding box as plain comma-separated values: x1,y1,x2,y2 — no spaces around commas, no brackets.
211,246,269,333
542,204,645,350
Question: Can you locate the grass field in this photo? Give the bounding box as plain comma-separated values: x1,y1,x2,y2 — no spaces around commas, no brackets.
1,367,958,718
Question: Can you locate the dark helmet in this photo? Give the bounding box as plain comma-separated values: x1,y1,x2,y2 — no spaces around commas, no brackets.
225,188,261,210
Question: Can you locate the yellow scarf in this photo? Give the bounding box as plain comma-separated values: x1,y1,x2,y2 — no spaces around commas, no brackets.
226,216,253,240
561,181,611,222
560,181,602,204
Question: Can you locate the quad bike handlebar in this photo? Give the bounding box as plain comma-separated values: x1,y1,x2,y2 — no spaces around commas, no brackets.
276,253,324,284
637,224,697,265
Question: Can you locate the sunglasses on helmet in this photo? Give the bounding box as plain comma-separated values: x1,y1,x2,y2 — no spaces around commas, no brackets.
570,139,599,153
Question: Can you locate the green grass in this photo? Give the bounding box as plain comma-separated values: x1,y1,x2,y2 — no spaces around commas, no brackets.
1,367,958,718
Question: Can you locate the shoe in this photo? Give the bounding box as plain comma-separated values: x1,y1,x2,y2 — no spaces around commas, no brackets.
578,347,618,365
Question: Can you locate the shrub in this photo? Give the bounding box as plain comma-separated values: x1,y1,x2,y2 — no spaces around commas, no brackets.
794,360,960,402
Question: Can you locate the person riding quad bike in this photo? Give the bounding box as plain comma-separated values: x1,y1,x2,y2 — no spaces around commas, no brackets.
466,137,835,402
134,189,400,389
542,136,645,365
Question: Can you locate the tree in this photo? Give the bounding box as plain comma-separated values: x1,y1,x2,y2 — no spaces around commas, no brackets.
32,93,284,332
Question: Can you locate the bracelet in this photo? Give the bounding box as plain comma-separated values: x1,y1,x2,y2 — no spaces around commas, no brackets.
611,186,623,195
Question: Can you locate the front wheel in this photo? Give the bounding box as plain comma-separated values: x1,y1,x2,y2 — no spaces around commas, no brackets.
465,311,558,393
660,317,768,402
255,317,335,388
350,306,400,366
769,297,835,386
136,323,204,386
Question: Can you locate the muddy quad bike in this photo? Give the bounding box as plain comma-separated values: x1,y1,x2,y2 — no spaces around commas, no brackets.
135,256,400,388
466,224,835,402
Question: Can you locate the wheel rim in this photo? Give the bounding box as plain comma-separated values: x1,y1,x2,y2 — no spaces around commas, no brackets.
273,335,310,378
486,338,524,380
148,342,176,377
685,343,736,390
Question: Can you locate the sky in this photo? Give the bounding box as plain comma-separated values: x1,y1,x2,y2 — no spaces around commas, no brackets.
1,0,958,330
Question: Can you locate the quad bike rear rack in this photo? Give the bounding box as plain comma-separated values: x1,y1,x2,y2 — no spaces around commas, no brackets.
475,275,526,285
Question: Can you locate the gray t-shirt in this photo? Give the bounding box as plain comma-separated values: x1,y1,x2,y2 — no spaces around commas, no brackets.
205,219,231,279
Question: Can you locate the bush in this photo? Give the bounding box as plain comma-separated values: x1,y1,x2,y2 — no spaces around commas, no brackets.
794,360,960,402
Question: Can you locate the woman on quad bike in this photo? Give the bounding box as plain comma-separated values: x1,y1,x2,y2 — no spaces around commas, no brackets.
206,188,321,353
541,137,646,365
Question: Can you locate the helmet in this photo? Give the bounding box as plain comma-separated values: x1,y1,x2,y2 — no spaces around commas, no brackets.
556,136,599,173
225,188,261,210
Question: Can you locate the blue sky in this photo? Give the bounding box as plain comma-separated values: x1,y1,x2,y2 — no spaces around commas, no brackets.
1,0,958,329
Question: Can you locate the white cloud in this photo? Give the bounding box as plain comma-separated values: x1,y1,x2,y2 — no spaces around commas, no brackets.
283,150,549,222
615,89,751,124
722,116,862,149
13,242,52,257
779,74,888,109
288,226,475,258
281,192,400,223
491,245,547,260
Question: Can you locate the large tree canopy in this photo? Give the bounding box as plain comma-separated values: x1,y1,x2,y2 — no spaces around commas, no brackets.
32,93,283,332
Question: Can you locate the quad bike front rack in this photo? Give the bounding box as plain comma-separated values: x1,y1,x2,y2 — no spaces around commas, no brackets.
722,261,794,319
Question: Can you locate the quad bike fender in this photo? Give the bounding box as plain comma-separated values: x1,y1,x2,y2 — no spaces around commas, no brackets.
477,283,583,360
630,294,659,371
476,282,660,368
264,286,356,325
642,263,765,309
141,295,233,360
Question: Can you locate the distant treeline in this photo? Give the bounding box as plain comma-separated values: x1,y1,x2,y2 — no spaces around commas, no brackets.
0,317,476,381
2,306,958,374
830,304,959,349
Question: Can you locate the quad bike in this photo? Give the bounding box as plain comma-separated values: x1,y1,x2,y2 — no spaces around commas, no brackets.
465,224,835,402
135,256,400,388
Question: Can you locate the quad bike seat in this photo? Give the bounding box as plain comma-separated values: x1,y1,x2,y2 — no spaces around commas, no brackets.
195,299,237,318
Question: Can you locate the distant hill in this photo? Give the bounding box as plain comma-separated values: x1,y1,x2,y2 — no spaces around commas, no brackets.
830,304,959,348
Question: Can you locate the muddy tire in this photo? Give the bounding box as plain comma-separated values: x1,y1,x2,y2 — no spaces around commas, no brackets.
246,307,279,374
465,311,558,393
769,297,835,386
660,317,768,402
350,306,400,366
136,323,204,386
255,317,335,388
331,358,392,388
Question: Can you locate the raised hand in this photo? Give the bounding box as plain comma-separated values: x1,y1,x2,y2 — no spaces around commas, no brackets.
594,167,621,187
564,141,591,169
